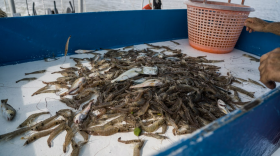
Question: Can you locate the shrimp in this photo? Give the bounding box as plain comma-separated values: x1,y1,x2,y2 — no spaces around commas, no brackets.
133,141,144,156
118,137,141,144
196,116,210,126
234,90,241,102
32,85,50,96
176,125,197,135
31,115,58,131
24,128,54,146
0,126,34,142
70,140,87,156
35,119,65,131
60,98,79,109
135,100,150,117
18,111,50,128
140,118,165,132
47,122,67,147
142,133,168,139
63,126,77,153
89,126,119,136
248,78,266,88
229,85,254,98
79,130,89,142
129,99,146,107
158,123,167,134
99,113,120,120
170,40,180,45
154,95,174,114
84,121,113,132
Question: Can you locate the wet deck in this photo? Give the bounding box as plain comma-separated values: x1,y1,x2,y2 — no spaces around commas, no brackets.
0,39,271,156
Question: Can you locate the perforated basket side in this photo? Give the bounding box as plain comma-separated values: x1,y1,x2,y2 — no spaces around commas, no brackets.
187,5,250,53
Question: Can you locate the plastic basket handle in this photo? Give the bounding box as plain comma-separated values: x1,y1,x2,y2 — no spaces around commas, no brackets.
203,0,245,5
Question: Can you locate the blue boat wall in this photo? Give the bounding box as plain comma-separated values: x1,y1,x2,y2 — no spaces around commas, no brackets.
1,9,280,156
236,25,280,57
0,10,188,66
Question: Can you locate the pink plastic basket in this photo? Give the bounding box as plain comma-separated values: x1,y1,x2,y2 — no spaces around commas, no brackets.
185,0,254,53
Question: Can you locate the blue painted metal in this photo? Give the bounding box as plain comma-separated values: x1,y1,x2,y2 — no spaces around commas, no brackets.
1,9,280,156
0,10,187,66
235,20,280,57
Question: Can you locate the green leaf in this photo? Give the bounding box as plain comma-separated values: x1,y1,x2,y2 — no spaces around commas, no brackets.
134,127,141,136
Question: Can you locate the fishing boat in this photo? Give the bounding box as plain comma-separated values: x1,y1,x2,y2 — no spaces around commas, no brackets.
0,5,280,156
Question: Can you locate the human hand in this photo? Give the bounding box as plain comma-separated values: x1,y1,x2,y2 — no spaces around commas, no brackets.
259,48,280,89
244,17,268,33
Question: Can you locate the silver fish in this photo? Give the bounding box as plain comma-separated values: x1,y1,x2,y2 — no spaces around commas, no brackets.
73,100,94,124
1,99,16,121
133,78,147,84
111,68,142,83
217,99,230,114
138,66,158,75
130,79,163,88
61,77,86,96
152,53,164,58
166,57,180,61
75,49,95,54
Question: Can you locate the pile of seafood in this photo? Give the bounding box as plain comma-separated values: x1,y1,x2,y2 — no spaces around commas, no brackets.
1,41,261,156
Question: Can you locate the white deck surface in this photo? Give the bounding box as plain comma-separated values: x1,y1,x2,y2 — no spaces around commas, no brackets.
0,39,272,156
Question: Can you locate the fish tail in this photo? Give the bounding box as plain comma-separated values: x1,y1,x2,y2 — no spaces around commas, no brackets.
25,73,29,75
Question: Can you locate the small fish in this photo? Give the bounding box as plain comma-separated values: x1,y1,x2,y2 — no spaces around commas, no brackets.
166,57,180,61
243,54,260,62
75,49,95,54
133,78,147,84
217,99,230,114
111,68,142,83
25,70,46,75
130,79,163,88
16,77,37,83
170,40,180,45
1,99,16,121
60,77,86,96
248,78,266,88
138,66,158,75
73,100,94,124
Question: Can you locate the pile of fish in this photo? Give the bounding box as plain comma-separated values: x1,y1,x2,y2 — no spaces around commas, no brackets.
1,41,261,156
